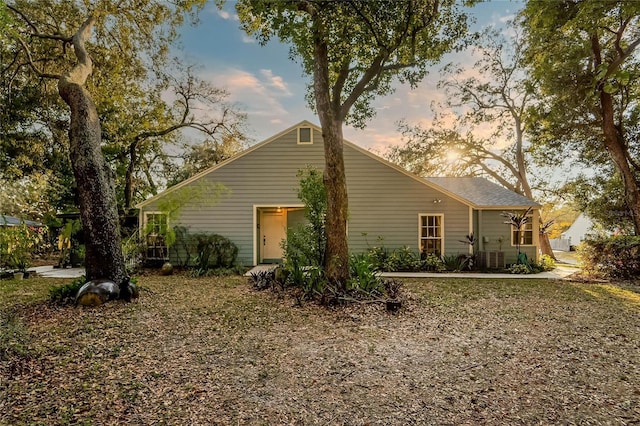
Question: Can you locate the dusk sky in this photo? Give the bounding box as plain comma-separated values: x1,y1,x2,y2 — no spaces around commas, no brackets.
176,1,523,154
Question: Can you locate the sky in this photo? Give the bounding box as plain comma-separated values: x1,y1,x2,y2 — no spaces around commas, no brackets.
176,1,524,154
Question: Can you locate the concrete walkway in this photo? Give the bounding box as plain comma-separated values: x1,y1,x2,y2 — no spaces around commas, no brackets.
33,260,578,281
30,265,85,279
244,264,279,276
381,263,578,280
245,263,579,280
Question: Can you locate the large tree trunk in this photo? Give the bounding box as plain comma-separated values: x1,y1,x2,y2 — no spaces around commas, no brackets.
311,15,350,287
591,34,640,235
319,117,349,287
600,91,640,235
514,117,533,200
538,232,556,260
57,17,131,297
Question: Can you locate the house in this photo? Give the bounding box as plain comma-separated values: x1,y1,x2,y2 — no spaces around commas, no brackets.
0,214,43,228
136,121,541,267
552,213,597,251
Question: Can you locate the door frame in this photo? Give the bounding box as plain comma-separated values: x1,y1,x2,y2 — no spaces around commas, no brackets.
253,204,303,265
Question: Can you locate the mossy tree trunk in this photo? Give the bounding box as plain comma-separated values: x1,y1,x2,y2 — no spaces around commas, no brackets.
57,17,130,297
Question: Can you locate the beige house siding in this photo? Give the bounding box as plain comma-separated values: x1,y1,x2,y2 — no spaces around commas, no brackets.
139,124,475,266
343,146,470,256
477,209,539,265
141,127,324,264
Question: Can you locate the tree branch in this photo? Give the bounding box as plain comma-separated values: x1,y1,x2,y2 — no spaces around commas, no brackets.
478,163,518,192
6,4,39,34
14,35,61,80
59,16,95,87
340,53,385,120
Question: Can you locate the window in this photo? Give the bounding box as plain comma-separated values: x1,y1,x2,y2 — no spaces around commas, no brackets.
297,127,313,144
144,212,168,259
419,214,443,256
511,211,534,246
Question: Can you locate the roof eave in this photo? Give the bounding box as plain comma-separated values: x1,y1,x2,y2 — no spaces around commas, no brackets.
475,204,542,210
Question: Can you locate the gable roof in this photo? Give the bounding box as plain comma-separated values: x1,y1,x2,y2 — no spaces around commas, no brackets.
137,120,319,208
424,177,540,209
137,120,540,210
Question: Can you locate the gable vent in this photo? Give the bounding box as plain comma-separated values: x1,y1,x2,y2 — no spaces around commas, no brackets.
297,127,313,144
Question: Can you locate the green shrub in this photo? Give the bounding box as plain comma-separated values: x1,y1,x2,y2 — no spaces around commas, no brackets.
280,167,328,299
281,225,329,298
508,263,532,274
442,254,466,272
531,254,556,272
367,245,389,269
192,233,238,273
384,246,421,272
348,253,383,295
283,224,321,268
302,266,327,298
421,253,446,272
294,166,327,267
49,276,87,305
579,236,640,279
366,245,444,272
122,233,145,274
249,270,277,291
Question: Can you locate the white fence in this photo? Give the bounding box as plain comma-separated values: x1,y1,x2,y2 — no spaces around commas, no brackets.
549,238,571,252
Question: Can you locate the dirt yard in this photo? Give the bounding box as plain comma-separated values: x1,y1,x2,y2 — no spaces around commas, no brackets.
2,274,639,425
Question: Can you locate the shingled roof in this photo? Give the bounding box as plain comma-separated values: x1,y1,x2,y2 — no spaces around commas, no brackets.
425,177,541,209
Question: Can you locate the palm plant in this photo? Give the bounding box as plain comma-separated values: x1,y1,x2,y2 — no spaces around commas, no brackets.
502,207,533,258
457,232,477,270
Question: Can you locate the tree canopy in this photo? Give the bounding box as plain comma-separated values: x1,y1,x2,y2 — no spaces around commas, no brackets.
521,0,640,234
2,0,246,215
236,0,474,285
3,0,216,299
390,26,539,199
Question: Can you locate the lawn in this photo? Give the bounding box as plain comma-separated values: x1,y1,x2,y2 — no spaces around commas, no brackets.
1,274,640,425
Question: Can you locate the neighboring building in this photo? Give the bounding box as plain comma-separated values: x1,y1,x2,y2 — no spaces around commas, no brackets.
0,214,43,228
136,121,541,267
554,213,596,250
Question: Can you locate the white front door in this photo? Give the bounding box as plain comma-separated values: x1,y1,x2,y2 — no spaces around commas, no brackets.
261,210,286,262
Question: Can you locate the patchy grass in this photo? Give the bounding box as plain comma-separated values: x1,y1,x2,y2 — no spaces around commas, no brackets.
1,274,640,425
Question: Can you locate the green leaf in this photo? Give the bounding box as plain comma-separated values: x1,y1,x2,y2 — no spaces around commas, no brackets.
603,81,616,94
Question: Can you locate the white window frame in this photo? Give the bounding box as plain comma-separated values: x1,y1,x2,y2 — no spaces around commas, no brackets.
143,211,169,259
510,211,534,247
297,126,313,145
418,213,444,257
144,211,168,235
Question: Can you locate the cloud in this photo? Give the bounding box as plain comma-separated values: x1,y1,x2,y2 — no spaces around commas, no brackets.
241,34,256,44
217,10,231,20
260,69,293,96
197,67,312,142
498,14,516,24
215,7,239,21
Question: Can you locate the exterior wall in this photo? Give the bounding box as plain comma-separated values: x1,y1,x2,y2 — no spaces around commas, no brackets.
140,125,480,265
342,146,471,257
477,209,538,265
141,128,323,265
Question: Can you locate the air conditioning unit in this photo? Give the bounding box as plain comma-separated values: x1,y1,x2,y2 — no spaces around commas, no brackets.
487,251,505,269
